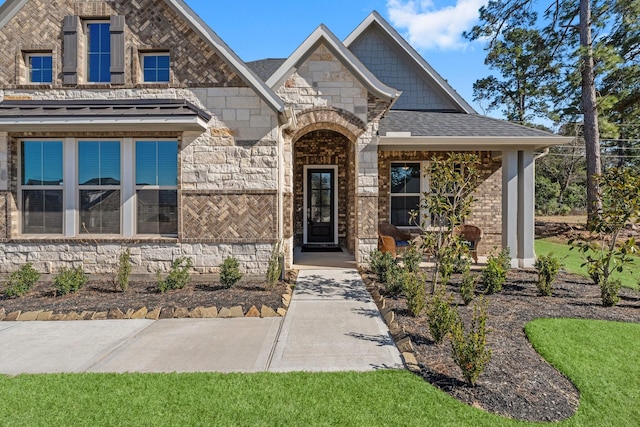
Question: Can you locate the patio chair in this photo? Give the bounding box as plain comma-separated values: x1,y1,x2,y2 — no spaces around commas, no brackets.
378,223,413,258
455,224,483,264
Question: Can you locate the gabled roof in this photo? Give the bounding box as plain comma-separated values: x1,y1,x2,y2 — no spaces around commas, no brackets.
0,99,211,132
0,0,285,114
265,24,401,102
344,11,476,114
247,58,287,82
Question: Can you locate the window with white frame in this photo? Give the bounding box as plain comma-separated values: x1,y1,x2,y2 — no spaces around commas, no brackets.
19,139,178,236
141,52,170,83
390,162,423,227
20,141,64,234
25,53,53,84
86,21,111,83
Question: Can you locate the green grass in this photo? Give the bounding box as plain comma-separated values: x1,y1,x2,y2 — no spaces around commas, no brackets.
535,238,640,289
1,319,639,426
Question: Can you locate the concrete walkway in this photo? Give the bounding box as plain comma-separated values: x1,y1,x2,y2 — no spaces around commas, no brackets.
0,269,403,375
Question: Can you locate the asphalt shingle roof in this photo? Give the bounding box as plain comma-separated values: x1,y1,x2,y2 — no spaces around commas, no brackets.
246,58,287,82
380,110,557,138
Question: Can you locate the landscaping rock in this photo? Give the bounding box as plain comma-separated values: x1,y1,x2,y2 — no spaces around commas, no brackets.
37,311,53,321
0,308,5,320
50,313,66,321
190,306,205,318
66,312,82,321
18,311,42,321
245,305,260,317
282,294,291,308
277,307,287,317
146,308,160,320
218,307,231,318
202,306,218,318
124,309,134,319
4,311,21,321
261,305,277,318
383,311,395,325
159,307,175,319
229,306,244,318
108,308,125,320
92,312,108,320
401,352,420,372
81,311,95,320
173,307,190,318
396,336,414,353
131,307,148,319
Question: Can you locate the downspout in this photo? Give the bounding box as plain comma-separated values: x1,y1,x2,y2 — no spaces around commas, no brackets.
534,147,550,161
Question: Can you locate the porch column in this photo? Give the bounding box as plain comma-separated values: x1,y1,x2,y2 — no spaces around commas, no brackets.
501,150,519,268
517,150,535,267
0,132,7,191
355,128,378,265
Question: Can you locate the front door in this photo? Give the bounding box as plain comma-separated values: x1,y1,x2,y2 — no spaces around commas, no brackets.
305,168,336,244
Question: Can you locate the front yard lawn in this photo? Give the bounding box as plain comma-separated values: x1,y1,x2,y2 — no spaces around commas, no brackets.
1,319,638,426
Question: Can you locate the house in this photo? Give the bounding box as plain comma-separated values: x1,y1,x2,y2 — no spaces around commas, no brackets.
0,0,571,275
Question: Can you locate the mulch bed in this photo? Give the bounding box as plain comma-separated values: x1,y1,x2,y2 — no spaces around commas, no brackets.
0,277,291,316
373,269,640,422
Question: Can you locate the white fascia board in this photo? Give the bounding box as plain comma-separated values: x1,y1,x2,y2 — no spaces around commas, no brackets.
0,116,210,132
378,136,575,151
344,11,476,114
266,24,401,102
0,0,28,30
165,0,285,114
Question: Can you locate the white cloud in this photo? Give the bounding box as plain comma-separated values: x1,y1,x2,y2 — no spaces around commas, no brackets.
386,0,488,51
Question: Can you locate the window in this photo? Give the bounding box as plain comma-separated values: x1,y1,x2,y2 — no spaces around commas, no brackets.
390,163,422,226
78,141,121,234
20,141,64,234
142,53,170,83
19,139,178,237
86,22,110,83
136,141,178,235
26,54,53,84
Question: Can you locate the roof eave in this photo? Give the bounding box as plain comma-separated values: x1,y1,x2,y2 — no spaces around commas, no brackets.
0,0,28,30
378,135,574,151
0,116,210,132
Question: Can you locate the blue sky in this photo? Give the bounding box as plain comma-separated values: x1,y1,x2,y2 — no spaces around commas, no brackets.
0,0,494,113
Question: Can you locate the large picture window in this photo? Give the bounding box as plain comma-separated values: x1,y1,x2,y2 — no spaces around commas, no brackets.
19,138,178,237
78,141,121,234
136,141,178,235
20,141,64,234
390,163,422,227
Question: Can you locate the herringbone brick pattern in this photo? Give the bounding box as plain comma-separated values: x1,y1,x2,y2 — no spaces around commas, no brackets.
182,192,277,242
358,195,378,239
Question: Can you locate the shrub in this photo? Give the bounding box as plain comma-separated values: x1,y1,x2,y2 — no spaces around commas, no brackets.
601,279,621,307
369,250,396,283
459,266,477,305
265,241,283,290
402,270,426,317
157,257,193,293
402,245,422,273
453,252,472,274
54,266,88,296
482,250,510,294
220,256,243,289
534,253,562,296
450,296,491,386
117,249,132,292
425,285,457,344
384,262,405,296
4,263,40,298
438,246,456,286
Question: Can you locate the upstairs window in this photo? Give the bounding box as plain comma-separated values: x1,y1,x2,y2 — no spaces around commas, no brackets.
26,54,53,84
142,53,170,83
86,22,111,83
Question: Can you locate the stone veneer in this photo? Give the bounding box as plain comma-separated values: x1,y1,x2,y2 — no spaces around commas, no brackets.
378,150,502,255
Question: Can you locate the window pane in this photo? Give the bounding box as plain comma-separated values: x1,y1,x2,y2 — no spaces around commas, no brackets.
79,141,121,185
136,141,177,186
137,190,177,235
28,55,53,83
80,190,121,234
22,190,63,234
391,164,421,194
87,23,110,83
142,54,170,83
21,141,63,185
391,196,420,227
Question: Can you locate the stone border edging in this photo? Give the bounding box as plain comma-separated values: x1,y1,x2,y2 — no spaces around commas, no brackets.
0,286,293,322
362,276,420,373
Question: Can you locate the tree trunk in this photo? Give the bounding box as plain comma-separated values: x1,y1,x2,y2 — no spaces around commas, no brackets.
579,0,602,228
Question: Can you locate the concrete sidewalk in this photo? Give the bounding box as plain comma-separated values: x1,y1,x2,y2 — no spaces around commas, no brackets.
0,269,403,375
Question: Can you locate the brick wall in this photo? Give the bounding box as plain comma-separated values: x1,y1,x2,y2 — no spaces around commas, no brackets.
378,150,502,255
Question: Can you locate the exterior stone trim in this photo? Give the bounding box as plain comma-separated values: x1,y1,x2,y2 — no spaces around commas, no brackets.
290,107,366,143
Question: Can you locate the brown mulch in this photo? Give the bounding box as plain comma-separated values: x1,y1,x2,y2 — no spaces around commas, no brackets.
0,277,290,315
375,269,640,422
